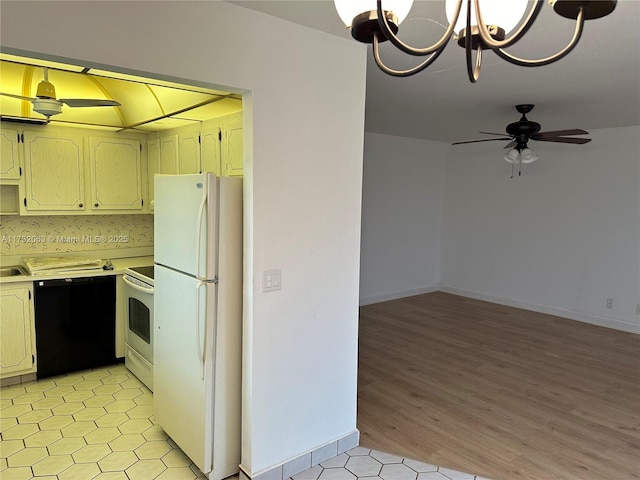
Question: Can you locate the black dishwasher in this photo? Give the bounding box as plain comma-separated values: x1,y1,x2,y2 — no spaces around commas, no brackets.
34,275,116,379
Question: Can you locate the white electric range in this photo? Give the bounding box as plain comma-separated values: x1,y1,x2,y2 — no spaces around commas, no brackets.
122,265,154,391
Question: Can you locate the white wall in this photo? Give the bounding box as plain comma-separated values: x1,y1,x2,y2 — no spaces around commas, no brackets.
440,127,640,333
360,132,447,304
358,128,639,333
1,1,367,475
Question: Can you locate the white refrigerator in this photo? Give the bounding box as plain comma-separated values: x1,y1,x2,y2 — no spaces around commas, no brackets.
153,173,242,480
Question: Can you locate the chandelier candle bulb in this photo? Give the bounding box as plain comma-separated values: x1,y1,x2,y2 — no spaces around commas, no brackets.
445,0,528,37
334,0,413,29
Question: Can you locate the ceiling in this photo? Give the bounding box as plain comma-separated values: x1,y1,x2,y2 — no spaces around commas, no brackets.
230,0,640,143
0,54,242,132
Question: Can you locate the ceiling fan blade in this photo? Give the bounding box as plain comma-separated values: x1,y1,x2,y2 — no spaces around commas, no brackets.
534,136,592,144
532,129,589,139
1,92,36,102
479,131,511,137
59,99,121,107
451,137,511,145
503,141,516,149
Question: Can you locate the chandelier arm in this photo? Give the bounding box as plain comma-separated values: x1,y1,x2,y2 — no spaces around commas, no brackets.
372,32,449,77
375,0,462,56
475,0,545,49
465,40,482,83
465,0,481,83
493,8,585,67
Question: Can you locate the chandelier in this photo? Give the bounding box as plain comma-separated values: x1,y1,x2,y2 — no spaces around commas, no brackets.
333,0,617,82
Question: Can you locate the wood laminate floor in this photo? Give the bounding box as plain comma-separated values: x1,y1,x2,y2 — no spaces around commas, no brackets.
356,292,640,480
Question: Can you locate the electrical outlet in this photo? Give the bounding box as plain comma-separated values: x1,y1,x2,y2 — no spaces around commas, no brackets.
606,297,614,309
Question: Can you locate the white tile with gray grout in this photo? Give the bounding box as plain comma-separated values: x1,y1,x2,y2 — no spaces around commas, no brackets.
0,364,489,480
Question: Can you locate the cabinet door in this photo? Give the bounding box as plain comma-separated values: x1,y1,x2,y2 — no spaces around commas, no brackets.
89,137,143,211
160,134,179,174
222,113,243,177
0,283,36,379
179,125,201,174
147,137,160,208
22,130,85,212
0,127,21,180
201,119,221,176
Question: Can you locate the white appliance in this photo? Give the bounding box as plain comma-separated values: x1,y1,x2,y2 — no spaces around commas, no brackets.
153,173,242,480
122,265,154,391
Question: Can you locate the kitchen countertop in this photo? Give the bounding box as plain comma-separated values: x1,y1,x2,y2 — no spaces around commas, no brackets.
0,256,154,284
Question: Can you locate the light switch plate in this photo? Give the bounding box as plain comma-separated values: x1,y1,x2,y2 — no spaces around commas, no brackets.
262,269,282,292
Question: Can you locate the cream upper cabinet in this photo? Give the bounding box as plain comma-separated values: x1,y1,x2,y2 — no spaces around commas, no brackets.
159,134,179,174
178,125,201,174
89,137,143,211
0,127,22,180
222,112,243,177
22,129,85,213
0,282,36,379
201,119,221,176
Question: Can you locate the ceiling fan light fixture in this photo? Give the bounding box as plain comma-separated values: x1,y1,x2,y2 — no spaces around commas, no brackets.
504,148,520,164
520,147,539,164
32,98,61,118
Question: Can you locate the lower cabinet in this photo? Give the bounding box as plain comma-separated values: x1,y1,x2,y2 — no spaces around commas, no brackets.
0,282,36,379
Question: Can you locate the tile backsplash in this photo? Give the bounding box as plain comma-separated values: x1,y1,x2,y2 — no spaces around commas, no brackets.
0,215,154,255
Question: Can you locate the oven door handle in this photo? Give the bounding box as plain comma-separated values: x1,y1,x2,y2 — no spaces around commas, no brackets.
123,275,154,294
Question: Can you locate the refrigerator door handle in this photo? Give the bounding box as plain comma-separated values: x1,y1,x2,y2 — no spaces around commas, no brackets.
195,184,207,280
195,281,206,379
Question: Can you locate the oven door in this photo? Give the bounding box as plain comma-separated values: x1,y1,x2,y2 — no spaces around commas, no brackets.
123,274,154,363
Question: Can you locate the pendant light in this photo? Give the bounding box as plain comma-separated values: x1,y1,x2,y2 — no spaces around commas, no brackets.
333,0,617,82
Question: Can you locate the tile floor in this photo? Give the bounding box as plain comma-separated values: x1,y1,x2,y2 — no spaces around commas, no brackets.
289,448,491,480
1,364,489,480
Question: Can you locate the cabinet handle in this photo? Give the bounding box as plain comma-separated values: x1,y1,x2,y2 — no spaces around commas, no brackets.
95,203,99,208
78,203,83,208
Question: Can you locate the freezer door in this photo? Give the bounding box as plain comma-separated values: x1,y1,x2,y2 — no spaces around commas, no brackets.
153,265,215,474
155,173,218,279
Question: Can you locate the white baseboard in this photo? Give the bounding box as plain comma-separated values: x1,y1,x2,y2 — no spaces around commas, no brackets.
359,286,438,306
438,285,640,334
239,430,359,480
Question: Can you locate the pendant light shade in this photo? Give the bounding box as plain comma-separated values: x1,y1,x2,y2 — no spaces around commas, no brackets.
334,0,413,28
504,147,539,165
504,148,520,164
519,147,539,164
445,0,529,35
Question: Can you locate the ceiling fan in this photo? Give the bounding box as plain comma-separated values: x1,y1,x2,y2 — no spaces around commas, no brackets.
452,104,592,177
0,67,121,119
452,104,591,162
